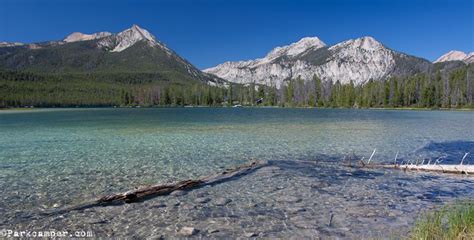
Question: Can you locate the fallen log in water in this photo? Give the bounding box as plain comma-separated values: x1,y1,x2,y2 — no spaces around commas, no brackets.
48,160,267,215
346,158,473,175
344,150,472,175
380,164,474,175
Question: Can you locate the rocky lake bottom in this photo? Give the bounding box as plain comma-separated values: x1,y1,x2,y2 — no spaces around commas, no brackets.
5,160,474,239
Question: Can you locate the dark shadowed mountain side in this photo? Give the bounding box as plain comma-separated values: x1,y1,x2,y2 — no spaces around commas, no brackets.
0,25,227,107
0,25,221,83
433,61,470,74
389,52,432,76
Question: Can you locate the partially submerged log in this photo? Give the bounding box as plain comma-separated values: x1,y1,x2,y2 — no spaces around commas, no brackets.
345,150,473,175
99,160,267,204
49,160,267,215
381,164,474,175
98,179,205,204
346,156,473,175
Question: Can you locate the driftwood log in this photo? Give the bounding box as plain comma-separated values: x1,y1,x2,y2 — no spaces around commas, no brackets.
347,160,473,175
49,160,267,215
380,164,474,175
344,149,473,175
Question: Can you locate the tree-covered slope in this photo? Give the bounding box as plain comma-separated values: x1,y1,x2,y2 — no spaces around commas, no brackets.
0,25,221,84
0,25,228,107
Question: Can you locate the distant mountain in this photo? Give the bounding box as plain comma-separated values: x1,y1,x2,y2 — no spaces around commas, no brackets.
63,32,112,43
434,50,474,64
0,24,222,85
204,36,438,87
203,37,327,87
0,42,24,48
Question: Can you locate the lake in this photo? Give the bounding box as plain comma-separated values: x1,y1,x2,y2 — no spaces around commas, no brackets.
1,108,473,238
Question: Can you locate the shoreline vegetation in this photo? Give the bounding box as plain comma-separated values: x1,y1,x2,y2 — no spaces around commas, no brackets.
1,106,474,111
1,65,473,109
410,201,474,240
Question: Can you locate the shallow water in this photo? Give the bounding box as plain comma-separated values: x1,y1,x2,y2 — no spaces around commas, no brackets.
0,108,473,238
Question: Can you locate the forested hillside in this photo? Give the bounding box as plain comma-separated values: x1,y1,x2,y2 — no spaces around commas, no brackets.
1,63,472,108
268,64,473,108
0,71,228,107
0,25,230,108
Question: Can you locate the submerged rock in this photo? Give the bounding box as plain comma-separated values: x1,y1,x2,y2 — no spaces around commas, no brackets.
215,198,232,206
178,227,199,236
276,196,302,203
207,228,220,234
170,190,187,196
167,200,181,207
150,203,166,208
243,232,258,237
287,207,306,214
195,197,211,204
311,181,330,188
181,203,196,210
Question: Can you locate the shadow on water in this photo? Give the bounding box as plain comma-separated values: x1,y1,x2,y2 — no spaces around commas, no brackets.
413,140,474,164
266,160,473,206
270,159,385,180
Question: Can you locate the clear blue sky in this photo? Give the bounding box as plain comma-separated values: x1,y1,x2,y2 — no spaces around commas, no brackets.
1,0,472,69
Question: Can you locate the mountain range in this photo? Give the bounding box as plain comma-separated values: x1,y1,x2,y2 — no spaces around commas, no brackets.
204,37,472,87
0,24,471,88
0,24,471,108
0,25,222,85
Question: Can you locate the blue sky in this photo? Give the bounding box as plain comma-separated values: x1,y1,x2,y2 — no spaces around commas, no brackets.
1,0,472,69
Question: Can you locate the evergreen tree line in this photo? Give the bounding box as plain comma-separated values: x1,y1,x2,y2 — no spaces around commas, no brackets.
0,66,472,108
246,66,473,108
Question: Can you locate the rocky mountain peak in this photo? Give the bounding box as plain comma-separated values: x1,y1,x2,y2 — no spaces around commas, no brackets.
110,24,165,52
330,36,384,51
204,36,408,87
266,37,326,59
434,50,471,63
63,31,112,43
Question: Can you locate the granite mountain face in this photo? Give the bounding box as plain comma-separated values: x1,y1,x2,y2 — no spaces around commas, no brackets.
204,36,470,87
434,50,474,64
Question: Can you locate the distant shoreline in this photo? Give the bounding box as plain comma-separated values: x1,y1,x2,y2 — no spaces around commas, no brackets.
1,106,473,112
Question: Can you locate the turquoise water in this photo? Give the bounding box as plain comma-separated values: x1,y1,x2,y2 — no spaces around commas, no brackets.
1,108,473,237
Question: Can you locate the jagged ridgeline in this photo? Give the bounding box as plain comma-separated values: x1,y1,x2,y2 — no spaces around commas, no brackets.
203,36,473,108
0,25,226,107
0,26,472,108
